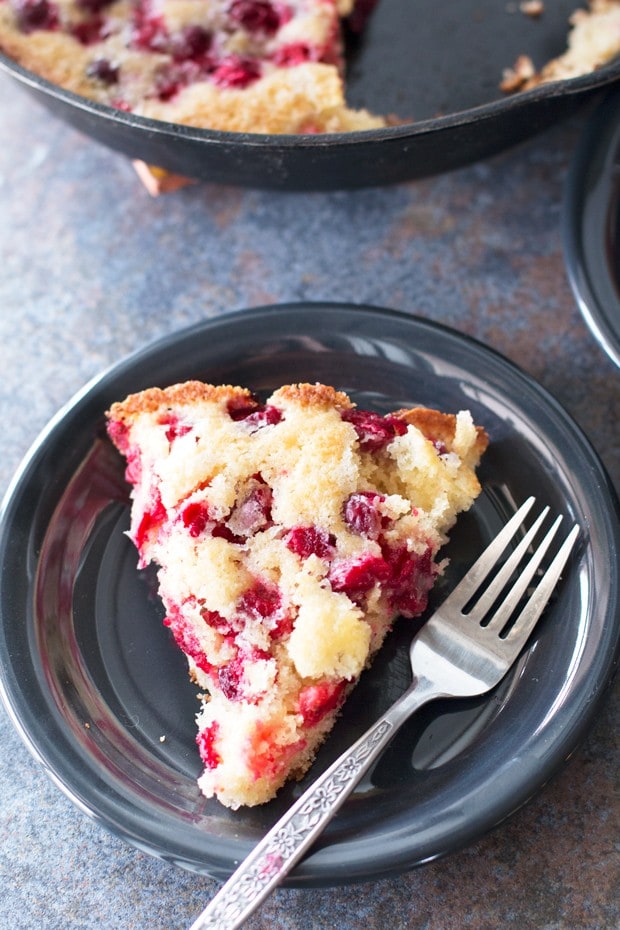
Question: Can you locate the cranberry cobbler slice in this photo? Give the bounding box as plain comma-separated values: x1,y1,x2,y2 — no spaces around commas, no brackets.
106,381,487,808
0,0,385,132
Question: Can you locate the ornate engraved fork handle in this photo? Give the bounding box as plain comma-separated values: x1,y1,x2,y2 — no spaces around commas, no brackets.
190,679,438,930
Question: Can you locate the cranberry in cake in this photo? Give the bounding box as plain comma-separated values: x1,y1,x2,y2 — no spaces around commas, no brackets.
0,0,386,132
106,381,487,808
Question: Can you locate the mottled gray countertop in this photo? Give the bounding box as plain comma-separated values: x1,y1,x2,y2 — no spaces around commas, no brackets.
0,72,618,930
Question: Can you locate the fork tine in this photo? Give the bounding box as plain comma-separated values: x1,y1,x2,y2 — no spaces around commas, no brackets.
503,522,580,649
482,513,563,632
468,506,550,624
442,496,536,609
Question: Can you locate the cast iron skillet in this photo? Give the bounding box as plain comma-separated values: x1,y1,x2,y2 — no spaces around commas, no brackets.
1,0,620,189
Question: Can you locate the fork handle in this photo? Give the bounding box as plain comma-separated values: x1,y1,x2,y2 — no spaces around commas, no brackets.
189,677,440,930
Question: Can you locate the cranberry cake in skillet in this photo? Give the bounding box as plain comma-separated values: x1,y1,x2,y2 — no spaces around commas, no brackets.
0,0,386,132
1,0,619,136
106,380,487,808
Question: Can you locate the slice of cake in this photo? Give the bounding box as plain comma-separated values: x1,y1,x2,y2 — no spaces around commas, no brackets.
106,381,487,808
0,0,385,132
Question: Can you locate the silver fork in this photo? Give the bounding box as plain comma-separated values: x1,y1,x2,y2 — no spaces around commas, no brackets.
189,496,580,930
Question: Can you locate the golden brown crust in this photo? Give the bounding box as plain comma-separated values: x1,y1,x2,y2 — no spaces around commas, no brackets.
106,382,253,424
270,382,353,410
138,64,385,134
107,383,489,460
106,381,355,425
394,406,489,456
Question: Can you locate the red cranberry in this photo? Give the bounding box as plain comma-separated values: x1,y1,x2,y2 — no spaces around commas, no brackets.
155,63,191,101
341,408,407,453
158,412,192,442
238,580,293,638
228,396,282,429
269,612,294,639
343,491,386,537
227,478,273,537
200,608,232,635
124,449,142,486
196,722,221,769
381,543,417,607
298,680,346,727
211,522,243,543
248,724,307,781
218,657,244,701
182,501,211,537
106,419,129,454
228,0,281,34
329,553,391,599
243,405,282,429
239,579,281,620
382,542,416,587
227,394,260,420
218,648,272,701
271,42,314,67
86,57,119,82
75,20,108,45
211,55,260,89
131,3,167,51
134,492,167,549
285,525,334,559
170,24,212,62
163,612,215,676
383,545,436,617
168,423,192,441
76,0,113,12
13,0,59,33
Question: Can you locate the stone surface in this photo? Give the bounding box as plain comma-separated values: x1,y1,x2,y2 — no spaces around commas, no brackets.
0,73,618,930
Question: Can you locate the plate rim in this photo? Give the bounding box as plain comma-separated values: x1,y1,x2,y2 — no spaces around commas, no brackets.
563,85,620,368
1,302,619,885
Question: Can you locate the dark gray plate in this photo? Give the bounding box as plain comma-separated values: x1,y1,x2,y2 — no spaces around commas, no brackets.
1,1,620,188
563,86,620,367
0,303,618,885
